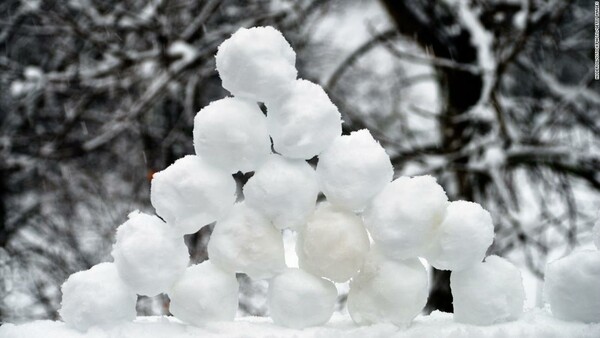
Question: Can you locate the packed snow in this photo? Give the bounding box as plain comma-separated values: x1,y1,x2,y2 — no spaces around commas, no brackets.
593,220,600,249
267,268,337,329
296,202,370,282
243,154,319,230
111,211,189,296
150,155,236,235
59,263,137,332
207,202,285,280
316,129,393,212
266,79,342,159
193,97,271,173
451,255,525,325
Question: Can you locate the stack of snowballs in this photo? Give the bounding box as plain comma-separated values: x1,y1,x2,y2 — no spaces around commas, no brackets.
58,26,600,332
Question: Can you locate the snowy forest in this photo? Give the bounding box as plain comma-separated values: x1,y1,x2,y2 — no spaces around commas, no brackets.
1,0,599,327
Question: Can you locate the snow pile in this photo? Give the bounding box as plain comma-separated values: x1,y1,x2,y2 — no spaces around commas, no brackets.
593,220,600,249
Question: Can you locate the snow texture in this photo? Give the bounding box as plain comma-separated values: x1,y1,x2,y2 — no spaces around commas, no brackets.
268,268,337,329
593,220,600,249
296,202,370,282
59,263,136,332
243,154,319,230
207,202,285,280
451,255,525,326
363,175,449,260
544,250,600,323
169,261,239,326
424,201,495,271
347,248,428,327
150,155,236,235
216,26,297,103
111,211,189,296
316,129,393,212
193,97,271,174
266,79,342,159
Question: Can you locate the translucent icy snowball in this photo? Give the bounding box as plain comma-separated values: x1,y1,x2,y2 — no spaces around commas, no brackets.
268,268,337,329
267,79,342,159
347,249,428,327
59,263,136,331
593,220,600,249
424,201,495,271
208,202,285,280
244,154,319,230
363,175,448,260
111,211,189,296
150,155,236,235
296,202,370,282
544,250,600,323
169,261,239,326
451,255,525,325
216,26,297,102
193,97,271,173
316,129,393,212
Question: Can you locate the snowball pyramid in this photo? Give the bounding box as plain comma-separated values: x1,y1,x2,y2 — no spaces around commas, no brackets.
59,263,137,331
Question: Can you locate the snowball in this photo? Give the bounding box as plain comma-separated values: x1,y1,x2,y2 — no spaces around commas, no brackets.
347,248,428,327
150,155,236,235
216,26,297,102
296,202,370,282
593,220,600,250
59,263,136,331
268,268,337,329
544,250,600,323
169,261,239,326
316,129,393,212
243,154,319,230
451,255,525,325
208,202,285,280
362,175,448,260
424,201,495,271
111,211,189,296
193,97,271,173
267,79,342,159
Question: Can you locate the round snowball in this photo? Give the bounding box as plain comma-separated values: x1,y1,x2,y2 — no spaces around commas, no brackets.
267,79,342,159
208,202,285,280
593,220,600,250
169,261,239,326
363,175,448,260
296,202,370,282
424,201,495,271
317,129,393,212
111,211,189,296
216,26,297,102
151,155,236,235
60,263,136,331
544,250,600,323
268,268,337,329
193,97,271,173
347,249,428,327
451,255,525,325
244,154,319,230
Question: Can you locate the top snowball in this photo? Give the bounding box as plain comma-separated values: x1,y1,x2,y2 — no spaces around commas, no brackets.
216,26,297,103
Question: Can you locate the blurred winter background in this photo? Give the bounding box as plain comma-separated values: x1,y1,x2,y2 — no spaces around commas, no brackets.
0,0,599,323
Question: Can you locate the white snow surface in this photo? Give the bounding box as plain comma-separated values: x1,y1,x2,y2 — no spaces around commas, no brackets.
150,155,236,235
451,255,525,326
215,26,297,103
207,202,285,280
363,175,449,260
424,201,495,271
593,220,600,249
544,250,600,323
111,211,189,297
296,202,370,283
316,129,393,212
193,97,271,173
267,268,337,329
267,79,342,159
243,154,319,230
168,261,239,326
59,263,137,332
